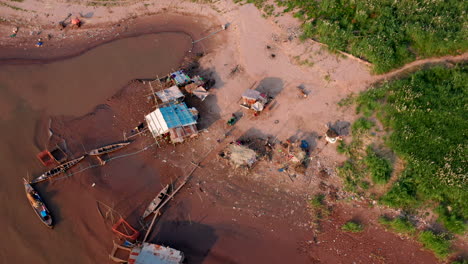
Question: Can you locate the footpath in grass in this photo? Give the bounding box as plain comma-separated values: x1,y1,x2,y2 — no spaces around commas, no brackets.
276,0,467,73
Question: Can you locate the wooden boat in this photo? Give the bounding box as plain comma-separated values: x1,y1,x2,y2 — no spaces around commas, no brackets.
24,178,53,228
141,185,170,219
88,142,131,156
32,156,85,184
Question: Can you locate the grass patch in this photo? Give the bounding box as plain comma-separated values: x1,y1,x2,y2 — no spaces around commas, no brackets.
435,205,467,234
351,117,374,134
418,231,451,259
356,65,467,233
364,147,392,184
342,221,364,233
308,194,331,220
379,216,416,235
276,0,467,73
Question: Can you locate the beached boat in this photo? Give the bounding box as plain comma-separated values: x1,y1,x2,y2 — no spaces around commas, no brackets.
88,142,131,156
31,156,85,184
24,178,53,228
141,185,170,219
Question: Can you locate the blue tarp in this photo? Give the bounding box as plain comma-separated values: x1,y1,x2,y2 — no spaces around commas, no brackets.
170,70,190,85
160,103,196,129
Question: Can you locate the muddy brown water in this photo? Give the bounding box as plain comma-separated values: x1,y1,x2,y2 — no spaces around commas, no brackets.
0,32,192,263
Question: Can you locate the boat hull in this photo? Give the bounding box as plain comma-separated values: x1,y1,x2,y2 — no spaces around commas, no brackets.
88,142,131,156
24,179,53,228
32,156,85,184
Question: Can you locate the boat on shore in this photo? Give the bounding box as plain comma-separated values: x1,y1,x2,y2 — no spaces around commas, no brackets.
24,178,53,228
32,156,85,184
88,142,131,156
141,185,170,219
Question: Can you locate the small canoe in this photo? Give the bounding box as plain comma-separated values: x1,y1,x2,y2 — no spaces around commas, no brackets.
88,142,131,156
141,185,170,219
32,156,85,184
24,178,53,228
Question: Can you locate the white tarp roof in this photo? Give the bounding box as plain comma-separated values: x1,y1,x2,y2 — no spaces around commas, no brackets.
155,86,184,103
145,109,169,137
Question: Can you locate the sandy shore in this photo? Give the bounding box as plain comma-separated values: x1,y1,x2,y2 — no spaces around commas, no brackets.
2,0,463,263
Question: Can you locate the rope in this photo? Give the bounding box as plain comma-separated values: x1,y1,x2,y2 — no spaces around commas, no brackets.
50,142,159,182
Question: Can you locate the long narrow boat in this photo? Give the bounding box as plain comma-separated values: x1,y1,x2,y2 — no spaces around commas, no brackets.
141,185,170,219
24,178,53,228
31,156,85,184
88,142,131,156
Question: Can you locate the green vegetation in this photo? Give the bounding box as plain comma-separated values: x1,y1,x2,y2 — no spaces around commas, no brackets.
418,231,451,259
276,0,468,73
293,55,314,67
364,147,392,184
342,221,364,233
308,194,331,219
351,117,374,133
436,206,466,234
337,117,388,192
378,216,416,235
355,65,467,234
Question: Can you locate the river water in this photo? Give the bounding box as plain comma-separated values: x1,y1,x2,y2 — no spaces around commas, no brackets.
0,32,191,263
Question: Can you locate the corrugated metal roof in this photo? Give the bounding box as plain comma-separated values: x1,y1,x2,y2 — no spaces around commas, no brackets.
159,103,196,129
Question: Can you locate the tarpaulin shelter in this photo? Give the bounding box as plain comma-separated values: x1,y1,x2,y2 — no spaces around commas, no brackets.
155,85,184,103
170,70,191,86
110,242,184,264
145,103,198,143
241,89,267,111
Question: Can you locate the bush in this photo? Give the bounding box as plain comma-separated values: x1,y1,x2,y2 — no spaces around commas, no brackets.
309,194,325,208
379,216,416,235
351,117,374,134
418,231,451,259
436,206,467,234
364,147,392,184
342,221,364,233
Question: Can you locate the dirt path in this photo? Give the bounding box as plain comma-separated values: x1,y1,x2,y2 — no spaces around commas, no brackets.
373,53,468,82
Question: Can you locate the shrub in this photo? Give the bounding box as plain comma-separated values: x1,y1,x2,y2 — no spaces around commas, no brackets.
418,231,451,259
364,147,392,184
436,206,467,234
342,221,364,233
351,117,374,134
309,194,325,208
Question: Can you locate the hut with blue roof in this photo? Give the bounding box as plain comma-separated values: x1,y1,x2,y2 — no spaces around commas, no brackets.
145,102,198,143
